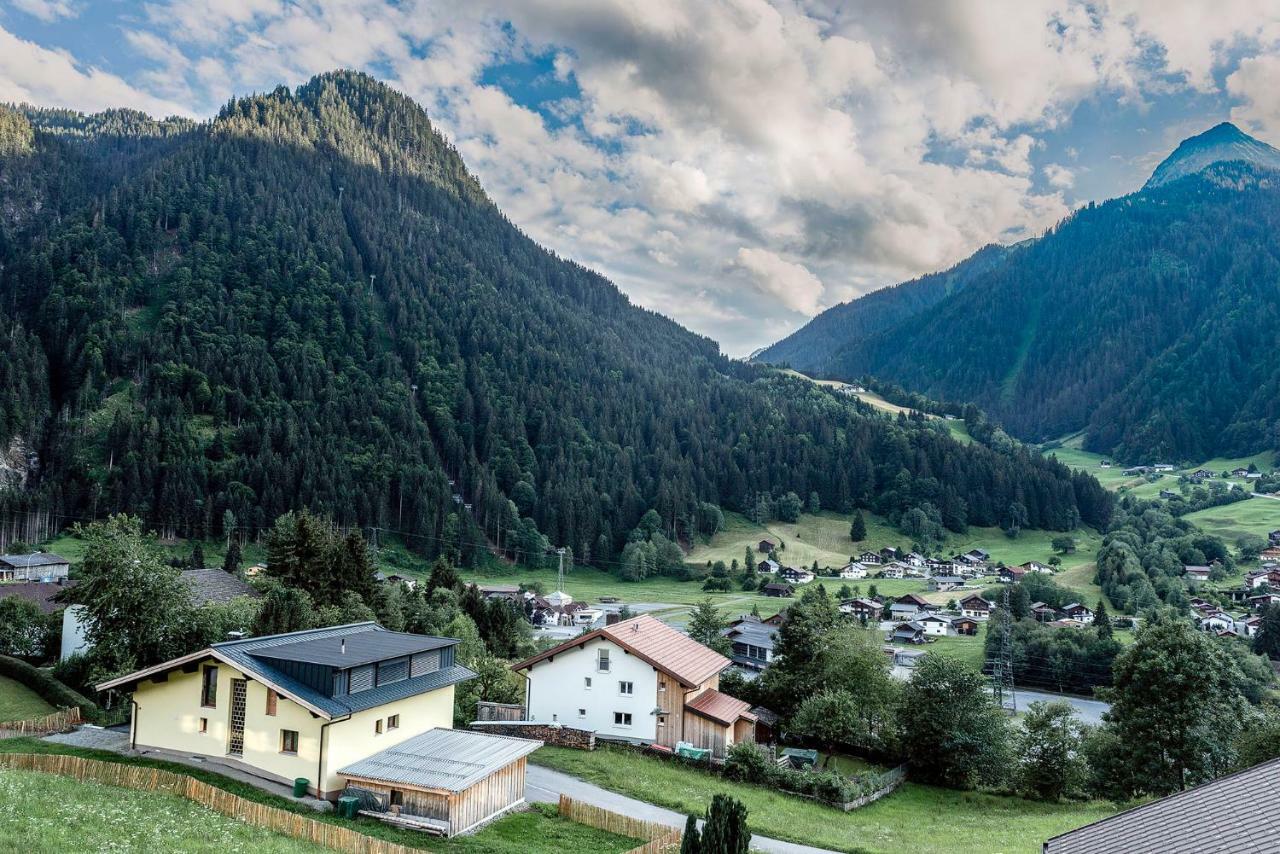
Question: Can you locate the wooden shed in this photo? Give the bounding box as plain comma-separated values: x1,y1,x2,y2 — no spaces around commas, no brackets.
338,728,542,836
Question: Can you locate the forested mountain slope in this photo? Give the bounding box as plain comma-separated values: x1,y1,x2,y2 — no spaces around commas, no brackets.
760,123,1280,463
0,72,1107,567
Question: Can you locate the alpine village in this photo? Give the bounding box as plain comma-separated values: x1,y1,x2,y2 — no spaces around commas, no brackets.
7,8,1280,854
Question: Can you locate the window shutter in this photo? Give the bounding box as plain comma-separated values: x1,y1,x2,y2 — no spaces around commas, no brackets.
349,665,374,693
410,650,440,678
377,657,409,686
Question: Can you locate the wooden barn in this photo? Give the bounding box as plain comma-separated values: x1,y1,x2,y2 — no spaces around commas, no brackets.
338,728,542,836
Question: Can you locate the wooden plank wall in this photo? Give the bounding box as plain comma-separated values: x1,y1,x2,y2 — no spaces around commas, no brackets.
655,672,682,748
449,757,526,834
680,711,728,757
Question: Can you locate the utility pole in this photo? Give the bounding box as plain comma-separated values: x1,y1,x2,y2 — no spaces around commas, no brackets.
556,547,566,593
989,587,1017,714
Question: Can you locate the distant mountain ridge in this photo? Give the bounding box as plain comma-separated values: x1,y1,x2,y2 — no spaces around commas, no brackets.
758,124,1280,462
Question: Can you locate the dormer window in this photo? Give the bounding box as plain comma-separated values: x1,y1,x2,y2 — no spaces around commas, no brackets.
349,664,374,694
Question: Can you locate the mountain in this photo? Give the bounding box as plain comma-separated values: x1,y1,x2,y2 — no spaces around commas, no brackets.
1145,122,1280,189
757,124,1280,463
0,72,1108,565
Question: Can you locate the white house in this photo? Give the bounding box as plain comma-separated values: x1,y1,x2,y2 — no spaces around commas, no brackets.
1199,612,1236,633
918,613,953,637
513,615,756,759
838,562,867,579
878,564,905,580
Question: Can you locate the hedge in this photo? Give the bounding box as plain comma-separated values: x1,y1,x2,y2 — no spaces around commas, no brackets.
0,653,102,723
723,742,894,807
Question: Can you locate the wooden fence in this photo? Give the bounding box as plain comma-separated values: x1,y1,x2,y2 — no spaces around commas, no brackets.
557,794,681,854
474,701,525,722
0,753,418,854
0,706,82,737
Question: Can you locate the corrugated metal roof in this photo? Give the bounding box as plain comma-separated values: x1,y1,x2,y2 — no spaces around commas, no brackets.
0,553,69,568
685,689,756,725
338,728,542,792
1044,757,1280,854
250,629,454,667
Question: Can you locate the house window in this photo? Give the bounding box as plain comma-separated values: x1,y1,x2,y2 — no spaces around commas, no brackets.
349,665,374,694
613,712,632,727
375,719,384,735
198,717,208,733
280,730,298,754
389,789,403,807
583,677,592,689
377,657,409,686
387,715,399,730
200,665,218,708
657,715,666,728
578,708,587,718
266,689,277,717
597,649,610,672
619,681,634,695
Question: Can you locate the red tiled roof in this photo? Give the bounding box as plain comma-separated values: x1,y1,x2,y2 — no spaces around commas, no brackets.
512,614,730,688
685,688,756,725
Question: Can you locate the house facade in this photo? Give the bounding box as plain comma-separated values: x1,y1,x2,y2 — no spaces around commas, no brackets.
97,622,475,798
721,616,778,671
959,595,992,620
514,615,755,758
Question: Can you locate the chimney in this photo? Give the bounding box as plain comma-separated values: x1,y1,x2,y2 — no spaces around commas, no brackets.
341,638,346,654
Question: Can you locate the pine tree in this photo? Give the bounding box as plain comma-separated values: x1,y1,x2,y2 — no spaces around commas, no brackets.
701,794,750,854
1253,604,1280,660
1093,599,1112,638
850,510,867,542
687,600,731,654
680,814,701,854
222,539,242,575
190,542,205,569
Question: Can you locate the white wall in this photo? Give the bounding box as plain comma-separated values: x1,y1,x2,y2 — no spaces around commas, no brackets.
61,604,90,661
524,637,658,742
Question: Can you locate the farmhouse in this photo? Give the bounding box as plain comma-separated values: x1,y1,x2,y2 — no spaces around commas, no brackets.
891,621,926,644
1030,602,1057,622
998,565,1027,583
840,597,882,621
513,614,756,759
837,561,867,579
339,728,541,836
778,566,815,584
1060,603,1094,621
96,622,476,798
761,582,795,598
757,539,777,553
0,551,70,581
1019,561,1052,574
858,550,883,565
721,615,778,671
878,563,905,580
889,593,932,621
758,558,781,574
959,594,993,620
927,575,966,592
1183,565,1212,582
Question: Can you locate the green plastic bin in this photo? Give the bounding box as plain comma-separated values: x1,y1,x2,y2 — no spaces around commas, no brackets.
337,796,359,819
292,777,309,798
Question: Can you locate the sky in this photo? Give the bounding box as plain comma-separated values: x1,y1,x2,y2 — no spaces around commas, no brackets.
5,2,1280,355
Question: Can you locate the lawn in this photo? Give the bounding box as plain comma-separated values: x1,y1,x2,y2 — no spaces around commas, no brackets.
531,745,1115,854
0,675,55,721
0,768,329,853
918,624,989,671
0,738,635,853
1182,496,1280,541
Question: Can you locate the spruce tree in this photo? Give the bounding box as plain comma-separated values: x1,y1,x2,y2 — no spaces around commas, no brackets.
680,814,701,854
850,510,867,542
701,794,750,854
1093,599,1112,638
222,539,242,575
1253,604,1280,660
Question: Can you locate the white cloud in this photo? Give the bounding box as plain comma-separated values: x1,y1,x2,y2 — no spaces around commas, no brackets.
10,0,78,23
0,26,191,116
12,1,1280,353
734,247,825,315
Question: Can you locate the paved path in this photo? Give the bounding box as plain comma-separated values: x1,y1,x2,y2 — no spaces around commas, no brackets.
525,764,841,854
1013,688,1110,725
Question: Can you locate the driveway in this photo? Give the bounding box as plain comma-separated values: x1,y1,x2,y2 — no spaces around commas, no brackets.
525,763,841,854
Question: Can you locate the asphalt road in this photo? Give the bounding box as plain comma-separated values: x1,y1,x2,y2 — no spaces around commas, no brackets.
1012,688,1110,725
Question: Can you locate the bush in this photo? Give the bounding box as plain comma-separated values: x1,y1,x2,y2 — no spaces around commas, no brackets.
0,653,103,723
722,742,889,807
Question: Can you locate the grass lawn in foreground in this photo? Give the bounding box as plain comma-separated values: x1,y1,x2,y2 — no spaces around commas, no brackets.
0,738,635,853
0,768,329,853
531,745,1115,854
0,674,55,721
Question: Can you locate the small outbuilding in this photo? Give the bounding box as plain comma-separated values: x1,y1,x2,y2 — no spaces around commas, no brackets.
339,728,542,836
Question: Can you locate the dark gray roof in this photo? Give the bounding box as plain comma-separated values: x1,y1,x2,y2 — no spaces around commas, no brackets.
179,569,262,605
339,728,542,792
723,619,777,649
0,580,76,613
1044,757,1280,853
0,553,69,568
249,628,455,667
212,622,475,718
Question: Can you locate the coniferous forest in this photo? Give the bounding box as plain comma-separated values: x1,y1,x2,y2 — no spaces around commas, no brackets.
0,72,1109,569
763,154,1280,463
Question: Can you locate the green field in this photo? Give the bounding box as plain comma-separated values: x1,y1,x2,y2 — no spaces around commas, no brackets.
1183,497,1280,540
0,675,55,722
531,745,1114,854
0,768,329,853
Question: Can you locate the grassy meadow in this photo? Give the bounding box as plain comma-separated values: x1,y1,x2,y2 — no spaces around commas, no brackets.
0,675,55,721
531,745,1116,854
